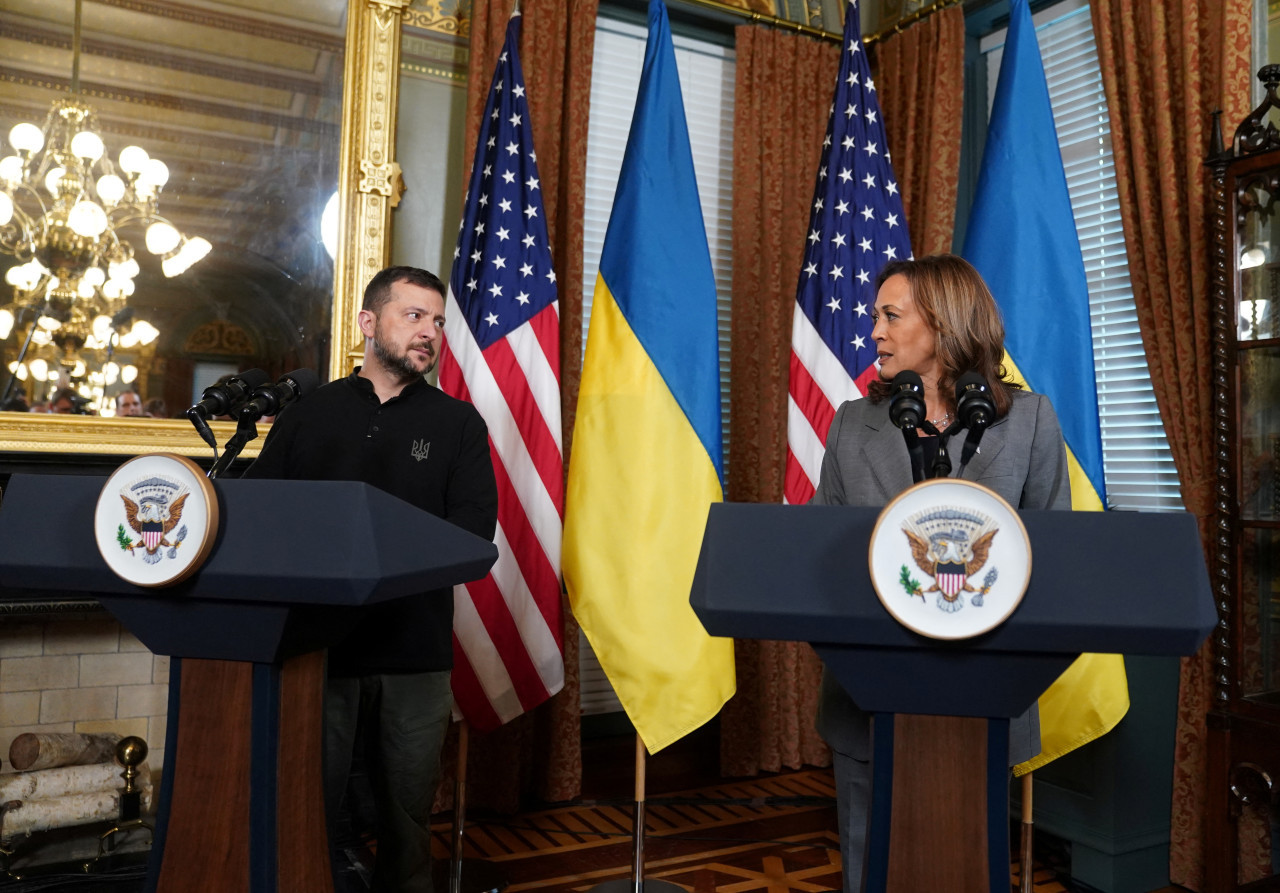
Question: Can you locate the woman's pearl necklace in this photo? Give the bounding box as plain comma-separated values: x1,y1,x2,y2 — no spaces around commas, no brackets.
927,411,951,427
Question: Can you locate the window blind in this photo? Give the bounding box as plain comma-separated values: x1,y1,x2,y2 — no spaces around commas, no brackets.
981,0,1183,511
578,17,737,716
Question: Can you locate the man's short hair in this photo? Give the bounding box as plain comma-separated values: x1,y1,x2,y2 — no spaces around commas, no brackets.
362,266,446,313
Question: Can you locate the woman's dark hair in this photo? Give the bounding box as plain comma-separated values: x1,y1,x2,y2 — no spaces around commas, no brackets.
866,254,1021,417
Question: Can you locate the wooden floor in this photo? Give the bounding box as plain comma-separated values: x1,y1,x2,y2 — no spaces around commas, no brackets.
429,768,842,892
417,764,1181,893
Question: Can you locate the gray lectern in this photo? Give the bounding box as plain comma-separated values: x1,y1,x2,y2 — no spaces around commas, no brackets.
690,502,1215,893
0,473,498,893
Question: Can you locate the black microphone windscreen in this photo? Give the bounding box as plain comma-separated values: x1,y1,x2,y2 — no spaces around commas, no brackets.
955,371,995,429
888,371,926,429
282,368,319,398
237,368,271,391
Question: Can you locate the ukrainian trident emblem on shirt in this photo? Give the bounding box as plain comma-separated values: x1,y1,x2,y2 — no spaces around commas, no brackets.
898,507,1000,613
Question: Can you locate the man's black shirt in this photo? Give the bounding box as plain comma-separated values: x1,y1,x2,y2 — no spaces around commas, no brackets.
244,369,498,673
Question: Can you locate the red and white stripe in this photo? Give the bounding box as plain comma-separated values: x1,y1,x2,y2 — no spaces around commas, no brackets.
438,290,565,731
784,305,878,505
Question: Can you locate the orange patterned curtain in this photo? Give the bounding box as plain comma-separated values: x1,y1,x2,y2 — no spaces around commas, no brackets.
720,24,839,777
438,0,599,811
1088,0,1251,887
876,4,966,258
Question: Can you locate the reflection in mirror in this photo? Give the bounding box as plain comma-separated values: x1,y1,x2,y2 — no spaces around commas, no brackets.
0,0,345,418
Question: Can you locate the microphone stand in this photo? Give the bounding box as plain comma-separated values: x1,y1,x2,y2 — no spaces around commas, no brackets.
918,420,952,480
903,426,925,484
207,415,259,480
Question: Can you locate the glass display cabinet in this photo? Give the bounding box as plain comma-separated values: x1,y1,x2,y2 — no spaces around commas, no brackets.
1206,64,1280,891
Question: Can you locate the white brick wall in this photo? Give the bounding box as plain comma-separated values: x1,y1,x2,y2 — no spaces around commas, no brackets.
0,617,169,774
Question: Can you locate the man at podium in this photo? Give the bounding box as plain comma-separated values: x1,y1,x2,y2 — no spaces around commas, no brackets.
810,255,1070,892
244,265,498,893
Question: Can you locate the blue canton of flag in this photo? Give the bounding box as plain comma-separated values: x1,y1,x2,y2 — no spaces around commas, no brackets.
449,14,557,348
797,0,912,382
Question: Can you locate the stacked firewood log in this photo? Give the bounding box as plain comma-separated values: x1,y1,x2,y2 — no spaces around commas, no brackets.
1,732,153,842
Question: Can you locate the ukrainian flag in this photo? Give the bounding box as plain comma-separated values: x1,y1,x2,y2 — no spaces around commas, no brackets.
562,0,735,754
962,0,1128,774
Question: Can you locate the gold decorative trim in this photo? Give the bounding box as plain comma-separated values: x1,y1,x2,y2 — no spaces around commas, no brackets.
0,416,262,458
331,0,413,378
402,8,469,39
358,159,406,207
400,62,467,84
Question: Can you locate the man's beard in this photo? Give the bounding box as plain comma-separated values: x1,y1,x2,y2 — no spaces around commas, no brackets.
371,331,436,383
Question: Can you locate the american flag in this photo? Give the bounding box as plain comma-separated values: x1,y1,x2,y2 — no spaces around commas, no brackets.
784,0,914,505
437,10,565,731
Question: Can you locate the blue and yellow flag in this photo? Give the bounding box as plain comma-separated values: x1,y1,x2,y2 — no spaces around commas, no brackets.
562,0,735,754
962,0,1128,774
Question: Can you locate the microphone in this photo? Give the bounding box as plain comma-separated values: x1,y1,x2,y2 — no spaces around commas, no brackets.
888,371,926,430
955,371,997,475
888,371,927,483
238,369,319,422
185,368,270,449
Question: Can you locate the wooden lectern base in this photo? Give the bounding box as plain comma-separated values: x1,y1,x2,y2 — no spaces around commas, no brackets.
152,653,332,893
867,714,1009,893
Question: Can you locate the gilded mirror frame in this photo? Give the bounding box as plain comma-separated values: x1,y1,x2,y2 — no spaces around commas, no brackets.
1,0,410,457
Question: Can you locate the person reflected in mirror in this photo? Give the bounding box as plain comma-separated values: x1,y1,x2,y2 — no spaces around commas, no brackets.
144,397,167,418
115,389,144,417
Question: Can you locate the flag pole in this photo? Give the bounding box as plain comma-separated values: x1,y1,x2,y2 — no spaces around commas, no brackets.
631,733,646,892
436,719,506,893
587,733,682,892
1019,773,1034,893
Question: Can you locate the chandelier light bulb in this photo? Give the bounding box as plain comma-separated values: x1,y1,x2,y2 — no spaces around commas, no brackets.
122,364,138,383
68,200,109,237
0,155,23,185
0,192,11,226
37,315,62,332
118,329,140,348
78,278,96,298
31,328,51,346
72,360,86,377
10,361,29,381
142,158,169,188
108,256,140,280
0,308,13,339
96,173,125,205
91,314,112,341
145,221,180,255
88,371,104,385
103,278,125,299
164,235,213,276
70,130,105,162
118,145,149,176
6,261,45,291
9,122,43,155
104,361,120,384
83,266,106,287
131,320,159,345
29,358,48,381
44,166,66,198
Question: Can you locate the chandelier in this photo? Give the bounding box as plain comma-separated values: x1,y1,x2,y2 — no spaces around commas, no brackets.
0,0,206,410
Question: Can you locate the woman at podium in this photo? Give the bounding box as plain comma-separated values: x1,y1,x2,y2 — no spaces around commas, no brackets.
809,254,1070,892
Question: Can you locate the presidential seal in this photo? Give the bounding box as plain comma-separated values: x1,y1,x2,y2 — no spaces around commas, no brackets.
868,479,1031,640
95,454,218,588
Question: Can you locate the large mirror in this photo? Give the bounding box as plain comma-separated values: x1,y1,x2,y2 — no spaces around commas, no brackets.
0,0,349,454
